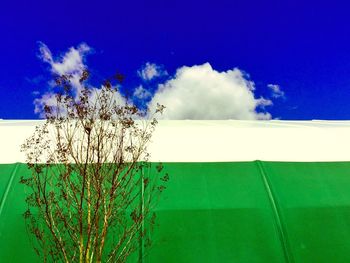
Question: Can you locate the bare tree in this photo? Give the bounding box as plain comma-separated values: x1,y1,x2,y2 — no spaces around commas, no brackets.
20,71,168,263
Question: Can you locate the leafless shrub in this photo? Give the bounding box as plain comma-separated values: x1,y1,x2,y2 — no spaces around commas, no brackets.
20,70,167,263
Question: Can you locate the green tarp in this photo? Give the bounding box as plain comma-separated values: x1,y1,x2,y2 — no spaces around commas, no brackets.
1,162,350,262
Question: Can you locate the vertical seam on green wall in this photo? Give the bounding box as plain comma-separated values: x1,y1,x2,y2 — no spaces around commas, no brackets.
255,160,294,263
0,163,19,219
139,164,145,263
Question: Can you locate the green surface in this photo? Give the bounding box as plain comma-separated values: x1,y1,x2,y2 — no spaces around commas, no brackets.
1,162,350,262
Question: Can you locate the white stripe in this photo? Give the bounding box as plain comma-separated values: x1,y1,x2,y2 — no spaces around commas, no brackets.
1,120,350,163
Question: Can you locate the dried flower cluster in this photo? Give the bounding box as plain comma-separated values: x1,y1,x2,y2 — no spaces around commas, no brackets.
21,70,167,263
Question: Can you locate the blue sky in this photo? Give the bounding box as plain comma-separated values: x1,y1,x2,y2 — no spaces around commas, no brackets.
1,0,350,120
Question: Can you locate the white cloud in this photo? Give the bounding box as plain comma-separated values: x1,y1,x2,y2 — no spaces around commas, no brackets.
257,97,273,108
34,92,61,118
34,44,279,120
148,63,272,120
38,42,91,96
138,62,167,81
267,84,285,99
34,87,126,119
34,43,126,117
38,42,91,76
133,85,152,100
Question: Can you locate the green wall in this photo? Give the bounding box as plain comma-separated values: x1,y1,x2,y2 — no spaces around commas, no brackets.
1,162,350,262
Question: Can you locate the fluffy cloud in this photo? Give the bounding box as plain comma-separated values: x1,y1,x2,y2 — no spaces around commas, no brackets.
133,85,152,100
38,42,91,96
34,92,59,118
148,63,272,120
38,42,91,76
34,87,125,118
138,62,167,81
34,44,278,120
34,43,125,117
267,84,285,99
